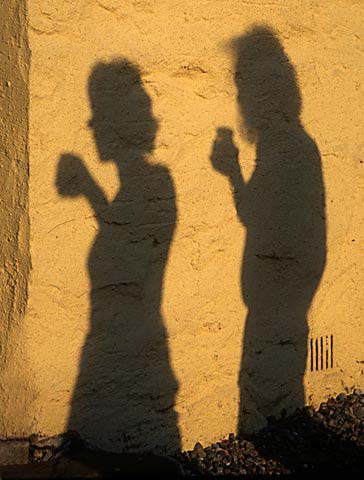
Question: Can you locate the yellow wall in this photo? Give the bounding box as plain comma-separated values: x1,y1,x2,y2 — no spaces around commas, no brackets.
0,0,32,435
2,0,364,453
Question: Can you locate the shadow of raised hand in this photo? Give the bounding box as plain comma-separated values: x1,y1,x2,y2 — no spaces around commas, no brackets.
210,127,249,226
56,153,107,222
210,127,240,177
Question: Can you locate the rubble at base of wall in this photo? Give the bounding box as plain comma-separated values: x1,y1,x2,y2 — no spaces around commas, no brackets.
0,431,183,479
2,389,364,478
0,431,81,466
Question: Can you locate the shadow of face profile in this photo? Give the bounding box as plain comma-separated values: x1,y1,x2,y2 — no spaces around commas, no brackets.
87,60,158,162
231,26,302,142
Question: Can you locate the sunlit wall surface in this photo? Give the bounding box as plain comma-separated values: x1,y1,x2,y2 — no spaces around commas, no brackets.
1,0,364,453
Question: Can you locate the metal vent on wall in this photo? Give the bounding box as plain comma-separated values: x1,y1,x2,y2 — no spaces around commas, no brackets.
310,335,334,371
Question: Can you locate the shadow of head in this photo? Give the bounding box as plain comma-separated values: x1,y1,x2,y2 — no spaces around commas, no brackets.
231,25,302,141
88,59,158,161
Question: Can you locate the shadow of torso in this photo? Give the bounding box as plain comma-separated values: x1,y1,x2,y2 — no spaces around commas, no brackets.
239,122,326,431
68,162,180,453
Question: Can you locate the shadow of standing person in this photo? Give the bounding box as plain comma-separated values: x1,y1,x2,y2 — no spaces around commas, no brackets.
211,26,326,435
56,59,180,455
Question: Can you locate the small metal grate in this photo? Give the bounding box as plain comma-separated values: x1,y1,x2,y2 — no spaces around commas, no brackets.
310,335,334,371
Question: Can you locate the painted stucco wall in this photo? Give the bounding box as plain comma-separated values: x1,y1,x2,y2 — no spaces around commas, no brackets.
0,0,32,435
2,0,364,454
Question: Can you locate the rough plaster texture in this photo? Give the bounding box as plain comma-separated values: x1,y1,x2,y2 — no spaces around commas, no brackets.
0,0,32,434
1,0,364,454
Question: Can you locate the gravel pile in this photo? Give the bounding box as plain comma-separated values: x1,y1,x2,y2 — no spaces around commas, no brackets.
178,389,364,476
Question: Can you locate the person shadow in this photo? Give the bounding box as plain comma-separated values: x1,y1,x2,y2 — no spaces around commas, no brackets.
210,26,327,435
56,59,180,459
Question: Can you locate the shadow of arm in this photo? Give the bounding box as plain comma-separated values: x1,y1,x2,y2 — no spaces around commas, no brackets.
210,127,248,225
56,153,108,222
